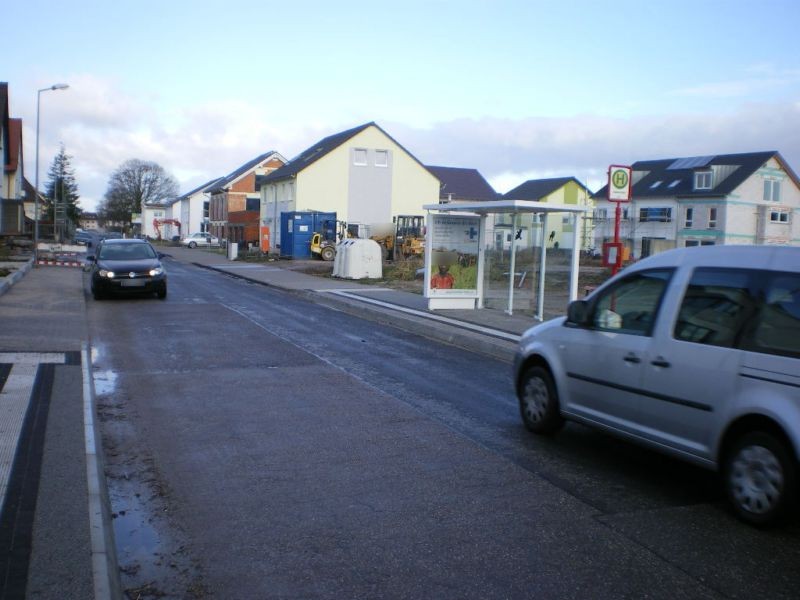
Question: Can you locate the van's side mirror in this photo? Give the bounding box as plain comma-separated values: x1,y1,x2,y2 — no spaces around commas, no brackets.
567,300,590,326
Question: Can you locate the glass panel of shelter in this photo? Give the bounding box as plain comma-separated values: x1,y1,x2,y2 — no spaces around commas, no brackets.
480,212,577,318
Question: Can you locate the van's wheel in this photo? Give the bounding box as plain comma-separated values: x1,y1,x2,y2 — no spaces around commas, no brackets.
157,288,167,300
518,366,564,434
724,431,798,526
321,246,335,261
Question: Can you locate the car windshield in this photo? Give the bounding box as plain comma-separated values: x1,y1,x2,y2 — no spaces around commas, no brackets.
98,243,157,260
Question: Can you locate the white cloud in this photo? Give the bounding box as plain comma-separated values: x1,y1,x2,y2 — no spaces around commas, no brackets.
670,65,800,98
391,102,800,193
19,74,800,211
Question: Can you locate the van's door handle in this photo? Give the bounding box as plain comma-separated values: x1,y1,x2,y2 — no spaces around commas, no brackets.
651,357,671,368
623,353,641,364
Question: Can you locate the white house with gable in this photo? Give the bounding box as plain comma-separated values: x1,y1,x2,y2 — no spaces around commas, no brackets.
592,151,800,258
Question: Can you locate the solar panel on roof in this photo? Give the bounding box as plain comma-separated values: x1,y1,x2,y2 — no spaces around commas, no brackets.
668,155,715,170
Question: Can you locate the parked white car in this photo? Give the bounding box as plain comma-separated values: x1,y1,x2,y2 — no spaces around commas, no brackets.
513,245,800,526
180,233,220,248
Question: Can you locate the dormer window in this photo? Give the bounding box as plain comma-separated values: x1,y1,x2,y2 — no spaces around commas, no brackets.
694,170,713,190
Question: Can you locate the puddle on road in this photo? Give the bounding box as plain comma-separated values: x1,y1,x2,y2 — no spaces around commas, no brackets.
92,344,205,598
109,481,163,579
93,368,118,397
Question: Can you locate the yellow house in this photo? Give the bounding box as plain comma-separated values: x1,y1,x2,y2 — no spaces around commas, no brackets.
256,122,439,249
500,177,593,251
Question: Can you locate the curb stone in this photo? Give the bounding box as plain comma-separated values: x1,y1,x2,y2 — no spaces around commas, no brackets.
0,258,34,297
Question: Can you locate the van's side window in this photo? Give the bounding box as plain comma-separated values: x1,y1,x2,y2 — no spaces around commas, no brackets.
741,273,800,359
591,269,672,335
674,268,758,347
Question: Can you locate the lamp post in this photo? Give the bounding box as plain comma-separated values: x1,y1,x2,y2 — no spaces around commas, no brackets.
34,83,69,264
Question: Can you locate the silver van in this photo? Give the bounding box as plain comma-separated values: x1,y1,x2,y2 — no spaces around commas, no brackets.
513,245,799,526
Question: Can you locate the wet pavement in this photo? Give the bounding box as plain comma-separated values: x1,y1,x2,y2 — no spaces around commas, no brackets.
162,245,554,362
0,245,557,598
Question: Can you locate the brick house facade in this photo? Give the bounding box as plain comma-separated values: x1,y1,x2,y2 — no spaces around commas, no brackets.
208,152,286,245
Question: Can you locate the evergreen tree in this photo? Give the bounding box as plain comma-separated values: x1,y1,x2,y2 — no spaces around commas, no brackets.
44,144,81,234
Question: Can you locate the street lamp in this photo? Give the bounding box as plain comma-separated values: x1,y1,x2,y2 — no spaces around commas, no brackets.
34,83,69,264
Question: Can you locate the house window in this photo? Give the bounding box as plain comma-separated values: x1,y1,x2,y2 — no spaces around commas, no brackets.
694,170,713,190
684,207,693,228
764,179,781,202
593,208,607,220
708,207,717,229
639,207,672,222
685,240,699,247
770,210,789,223
375,150,388,167
354,148,368,166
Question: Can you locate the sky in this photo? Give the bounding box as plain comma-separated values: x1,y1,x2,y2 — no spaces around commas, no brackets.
4,0,800,212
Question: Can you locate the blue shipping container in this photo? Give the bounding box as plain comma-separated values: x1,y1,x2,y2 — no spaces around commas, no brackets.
280,211,337,259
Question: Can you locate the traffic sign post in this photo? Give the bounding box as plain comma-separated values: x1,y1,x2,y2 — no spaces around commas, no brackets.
607,165,632,275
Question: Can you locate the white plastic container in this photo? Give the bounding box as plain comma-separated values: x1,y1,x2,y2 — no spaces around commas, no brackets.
338,239,382,279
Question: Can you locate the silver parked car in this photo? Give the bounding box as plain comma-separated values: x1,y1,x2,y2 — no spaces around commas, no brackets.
180,232,220,248
514,245,799,526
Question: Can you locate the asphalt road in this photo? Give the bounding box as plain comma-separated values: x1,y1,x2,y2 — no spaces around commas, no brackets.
88,257,800,599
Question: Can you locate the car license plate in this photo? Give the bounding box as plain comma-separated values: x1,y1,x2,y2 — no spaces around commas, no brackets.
121,279,145,287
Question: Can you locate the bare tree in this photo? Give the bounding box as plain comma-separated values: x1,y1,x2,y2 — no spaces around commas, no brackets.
98,159,178,231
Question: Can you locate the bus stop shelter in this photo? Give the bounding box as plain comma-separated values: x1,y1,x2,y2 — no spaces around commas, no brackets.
422,200,589,320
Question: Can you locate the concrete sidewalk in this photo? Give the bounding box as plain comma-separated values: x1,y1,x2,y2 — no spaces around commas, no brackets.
162,246,547,362
0,264,119,599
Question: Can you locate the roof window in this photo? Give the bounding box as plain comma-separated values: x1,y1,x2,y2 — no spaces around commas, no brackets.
694,170,713,190
650,181,662,189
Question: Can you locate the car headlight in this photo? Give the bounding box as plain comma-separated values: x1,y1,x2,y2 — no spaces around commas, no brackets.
99,269,115,278
149,267,164,276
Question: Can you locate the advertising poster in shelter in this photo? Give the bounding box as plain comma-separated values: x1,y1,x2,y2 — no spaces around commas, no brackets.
426,214,480,297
